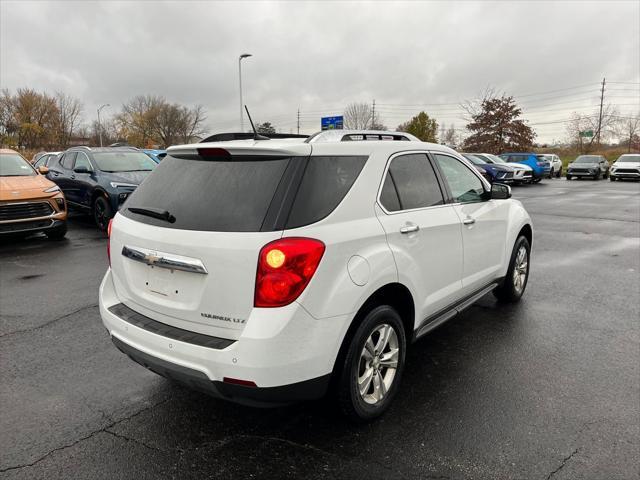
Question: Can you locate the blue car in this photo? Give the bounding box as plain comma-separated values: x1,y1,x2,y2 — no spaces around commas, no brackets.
462,153,515,184
499,153,551,183
47,146,157,230
142,149,166,163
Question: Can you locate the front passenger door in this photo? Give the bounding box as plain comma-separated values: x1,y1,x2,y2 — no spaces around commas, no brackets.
433,153,509,294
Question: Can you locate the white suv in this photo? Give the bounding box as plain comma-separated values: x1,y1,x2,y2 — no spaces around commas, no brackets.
99,131,533,421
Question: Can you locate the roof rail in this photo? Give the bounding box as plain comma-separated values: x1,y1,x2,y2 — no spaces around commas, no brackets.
305,130,419,143
201,132,309,143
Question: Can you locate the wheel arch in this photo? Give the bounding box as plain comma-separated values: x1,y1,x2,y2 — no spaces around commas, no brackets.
329,282,414,385
518,223,533,248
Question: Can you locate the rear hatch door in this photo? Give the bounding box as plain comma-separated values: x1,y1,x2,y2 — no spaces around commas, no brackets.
109,142,311,340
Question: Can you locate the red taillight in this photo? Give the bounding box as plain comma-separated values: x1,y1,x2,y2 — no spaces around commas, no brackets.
254,237,325,308
107,218,113,266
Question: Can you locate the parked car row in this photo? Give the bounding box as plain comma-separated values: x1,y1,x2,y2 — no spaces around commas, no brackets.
1,146,158,237
461,151,639,184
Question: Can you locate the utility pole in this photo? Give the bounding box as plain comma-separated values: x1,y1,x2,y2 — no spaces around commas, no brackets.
596,77,606,146
297,108,300,135
371,99,376,129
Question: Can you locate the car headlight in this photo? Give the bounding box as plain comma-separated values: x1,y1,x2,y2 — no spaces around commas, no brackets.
44,185,60,193
110,182,137,188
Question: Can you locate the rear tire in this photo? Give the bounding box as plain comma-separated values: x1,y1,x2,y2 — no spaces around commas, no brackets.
336,305,406,423
566,175,572,181
494,235,530,303
93,196,113,232
46,222,67,240
556,167,562,178
610,176,615,182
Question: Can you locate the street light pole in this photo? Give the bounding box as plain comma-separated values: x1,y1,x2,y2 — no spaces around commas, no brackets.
97,104,110,147
238,53,252,132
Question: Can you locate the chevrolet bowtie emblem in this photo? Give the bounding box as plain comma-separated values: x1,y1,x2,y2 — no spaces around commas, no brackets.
144,254,161,265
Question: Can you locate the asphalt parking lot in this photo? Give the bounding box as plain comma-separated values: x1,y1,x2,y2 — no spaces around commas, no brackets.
1,179,639,480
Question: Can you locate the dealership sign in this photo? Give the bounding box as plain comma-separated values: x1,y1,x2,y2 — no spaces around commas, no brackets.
321,116,344,130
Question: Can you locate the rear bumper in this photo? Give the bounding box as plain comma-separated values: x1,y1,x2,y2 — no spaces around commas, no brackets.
111,336,330,407
99,269,347,406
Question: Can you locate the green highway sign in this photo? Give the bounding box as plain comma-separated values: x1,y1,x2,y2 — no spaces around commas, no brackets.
579,130,594,138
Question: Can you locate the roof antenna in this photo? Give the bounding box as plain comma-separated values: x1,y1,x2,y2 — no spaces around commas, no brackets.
244,105,270,141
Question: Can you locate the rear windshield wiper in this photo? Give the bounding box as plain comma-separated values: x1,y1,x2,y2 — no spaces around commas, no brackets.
128,207,176,223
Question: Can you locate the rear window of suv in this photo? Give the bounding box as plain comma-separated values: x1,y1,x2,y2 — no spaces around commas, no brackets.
122,154,367,232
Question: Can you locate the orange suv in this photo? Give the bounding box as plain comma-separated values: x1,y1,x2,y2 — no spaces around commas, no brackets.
0,149,68,239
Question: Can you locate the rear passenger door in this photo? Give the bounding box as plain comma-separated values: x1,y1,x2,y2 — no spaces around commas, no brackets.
71,151,95,207
375,152,464,321
50,152,76,199
432,153,509,295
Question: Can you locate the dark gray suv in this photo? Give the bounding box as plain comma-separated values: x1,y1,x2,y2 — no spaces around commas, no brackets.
566,155,609,180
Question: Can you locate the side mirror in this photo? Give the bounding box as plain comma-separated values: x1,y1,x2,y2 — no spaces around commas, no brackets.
491,183,511,200
37,165,49,175
74,165,90,174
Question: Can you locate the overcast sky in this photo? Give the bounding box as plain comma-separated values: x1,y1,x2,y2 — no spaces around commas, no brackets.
1,0,639,143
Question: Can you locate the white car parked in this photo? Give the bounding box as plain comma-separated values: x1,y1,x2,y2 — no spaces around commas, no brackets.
610,153,640,181
537,154,563,178
99,130,533,421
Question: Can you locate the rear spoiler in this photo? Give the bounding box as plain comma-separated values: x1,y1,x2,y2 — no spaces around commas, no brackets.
200,132,309,142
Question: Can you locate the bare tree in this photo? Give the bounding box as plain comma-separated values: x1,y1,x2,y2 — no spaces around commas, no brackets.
55,92,83,148
443,124,458,146
178,104,206,143
565,105,619,153
344,102,373,129
116,95,164,147
460,86,501,122
614,115,640,152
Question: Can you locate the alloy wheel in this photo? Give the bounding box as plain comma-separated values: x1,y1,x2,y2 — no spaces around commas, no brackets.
357,324,399,405
513,245,528,294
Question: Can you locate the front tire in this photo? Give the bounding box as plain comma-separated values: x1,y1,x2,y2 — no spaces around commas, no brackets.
610,176,616,182
566,175,572,180
494,235,530,303
337,305,406,422
93,196,113,231
556,167,562,178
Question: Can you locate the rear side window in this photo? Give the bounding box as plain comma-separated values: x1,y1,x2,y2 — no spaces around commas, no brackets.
285,156,367,228
60,152,76,169
379,153,444,212
123,155,291,232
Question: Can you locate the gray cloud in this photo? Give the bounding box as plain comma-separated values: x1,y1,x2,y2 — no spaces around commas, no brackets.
1,0,638,142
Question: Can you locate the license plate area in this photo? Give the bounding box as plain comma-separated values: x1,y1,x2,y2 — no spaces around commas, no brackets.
146,265,175,297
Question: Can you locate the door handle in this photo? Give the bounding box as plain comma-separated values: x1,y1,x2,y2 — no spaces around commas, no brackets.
400,224,420,234
70,175,76,180
463,217,476,225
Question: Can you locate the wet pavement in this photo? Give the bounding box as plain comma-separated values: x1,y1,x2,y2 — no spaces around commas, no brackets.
1,179,639,479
